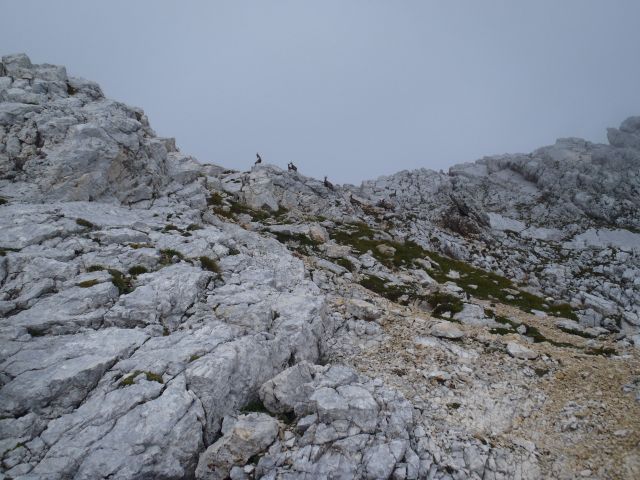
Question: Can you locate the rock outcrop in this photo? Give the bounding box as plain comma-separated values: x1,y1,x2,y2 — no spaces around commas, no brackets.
1,54,639,479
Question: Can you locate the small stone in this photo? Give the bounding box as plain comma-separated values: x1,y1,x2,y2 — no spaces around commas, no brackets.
430,322,464,339
506,341,538,360
308,224,329,243
346,298,381,321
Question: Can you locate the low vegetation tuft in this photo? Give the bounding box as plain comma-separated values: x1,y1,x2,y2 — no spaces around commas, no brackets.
76,218,95,229
119,370,164,387
108,269,133,295
199,256,221,274
128,265,148,276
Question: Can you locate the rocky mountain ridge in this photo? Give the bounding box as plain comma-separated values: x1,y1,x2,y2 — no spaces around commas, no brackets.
1,54,639,479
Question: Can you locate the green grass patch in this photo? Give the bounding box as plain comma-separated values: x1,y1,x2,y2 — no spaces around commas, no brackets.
186,224,202,231
494,315,520,329
119,370,164,387
359,274,414,303
108,269,133,295
207,192,224,206
75,218,95,229
427,292,464,317
0,247,20,256
334,257,356,272
0,197,7,205
557,326,596,339
77,279,99,288
128,265,148,276
330,223,578,319
212,206,234,219
128,242,153,249
159,249,184,264
331,223,427,269
87,265,105,272
273,231,321,254
489,327,515,336
199,256,221,274
490,316,578,349
189,354,202,362
229,201,269,221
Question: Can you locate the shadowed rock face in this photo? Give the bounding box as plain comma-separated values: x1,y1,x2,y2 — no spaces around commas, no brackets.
1,54,639,479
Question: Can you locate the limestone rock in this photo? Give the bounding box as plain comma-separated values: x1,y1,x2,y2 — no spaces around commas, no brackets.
195,413,279,480
430,321,464,339
0,53,635,480
506,341,539,360
346,298,382,321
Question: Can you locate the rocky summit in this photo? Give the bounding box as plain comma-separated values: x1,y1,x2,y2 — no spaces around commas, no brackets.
0,54,639,480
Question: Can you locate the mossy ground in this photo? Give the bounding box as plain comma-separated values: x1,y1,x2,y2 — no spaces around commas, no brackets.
358,274,414,303
128,265,148,276
330,222,577,320
119,371,164,387
334,257,356,272
272,231,320,255
427,292,464,317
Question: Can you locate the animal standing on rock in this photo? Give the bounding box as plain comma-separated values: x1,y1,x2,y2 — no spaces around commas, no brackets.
288,162,298,172
255,153,262,165
324,176,335,191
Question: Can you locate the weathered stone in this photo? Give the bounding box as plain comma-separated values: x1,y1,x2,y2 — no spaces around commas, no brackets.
195,413,279,480
346,298,381,321
430,321,464,339
506,341,539,360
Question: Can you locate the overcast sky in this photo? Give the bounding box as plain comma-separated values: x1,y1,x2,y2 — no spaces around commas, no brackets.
2,1,640,184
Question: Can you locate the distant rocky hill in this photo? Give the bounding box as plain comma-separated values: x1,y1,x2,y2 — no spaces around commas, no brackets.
1,54,639,479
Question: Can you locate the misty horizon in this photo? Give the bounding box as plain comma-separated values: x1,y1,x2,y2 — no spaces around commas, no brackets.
2,1,639,184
